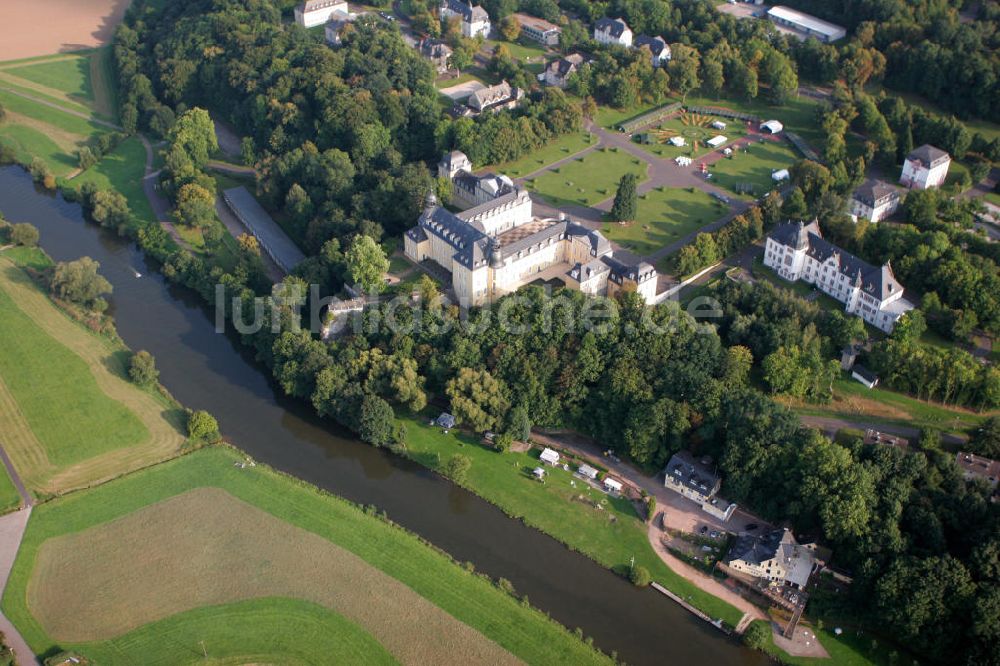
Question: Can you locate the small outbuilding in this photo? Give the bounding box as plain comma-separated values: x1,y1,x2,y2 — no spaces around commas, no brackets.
669,136,686,147
771,168,790,182
603,477,624,493
532,467,546,479
707,135,728,148
711,120,727,130
851,365,879,389
540,447,561,466
436,412,457,429
761,120,784,134
675,156,692,166
577,463,599,480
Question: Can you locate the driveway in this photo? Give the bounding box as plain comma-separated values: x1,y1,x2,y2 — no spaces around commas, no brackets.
0,441,34,665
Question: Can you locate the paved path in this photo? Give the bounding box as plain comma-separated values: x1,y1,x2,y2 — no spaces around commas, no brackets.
138,134,192,251
0,442,35,665
800,415,968,445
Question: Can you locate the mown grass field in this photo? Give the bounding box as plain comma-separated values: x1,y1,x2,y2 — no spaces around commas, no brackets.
633,112,747,160
603,186,725,256
684,92,825,147
0,121,80,177
488,131,596,178
0,464,20,514
0,257,186,496
400,416,745,628
526,147,648,207
70,136,152,221
3,447,611,666
0,49,116,119
708,139,799,198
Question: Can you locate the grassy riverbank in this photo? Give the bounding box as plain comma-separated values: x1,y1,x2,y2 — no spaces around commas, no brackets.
2,446,611,665
401,415,745,628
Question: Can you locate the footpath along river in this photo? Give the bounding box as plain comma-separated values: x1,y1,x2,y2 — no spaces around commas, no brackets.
0,166,766,666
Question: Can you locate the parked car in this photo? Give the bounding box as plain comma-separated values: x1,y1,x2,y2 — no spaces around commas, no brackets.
709,530,719,539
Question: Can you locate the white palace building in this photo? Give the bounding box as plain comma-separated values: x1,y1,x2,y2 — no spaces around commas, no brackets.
405,151,658,306
764,220,914,333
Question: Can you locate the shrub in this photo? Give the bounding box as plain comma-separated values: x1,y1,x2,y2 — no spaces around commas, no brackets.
742,621,771,649
128,350,159,387
187,409,220,441
629,565,651,587
444,453,472,484
10,223,39,247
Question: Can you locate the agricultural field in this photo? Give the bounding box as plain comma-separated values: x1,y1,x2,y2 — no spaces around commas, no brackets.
0,256,186,496
633,112,747,160
603,186,725,256
2,446,610,666
0,2,127,61
487,130,595,178
401,416,745,629
525,147,648,207
708,139,799,198
0,464,19,514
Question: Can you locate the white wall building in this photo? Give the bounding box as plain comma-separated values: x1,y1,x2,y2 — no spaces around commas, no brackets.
849,179,900,223
441,0,491,38
542,54,585,88
766,5,846,43
594,17,633,47
900,144,951,190
295,0,349,28
725,529,819,590
513,12,561,46
633,35,671,67
763,220,914,333
406,151,658,306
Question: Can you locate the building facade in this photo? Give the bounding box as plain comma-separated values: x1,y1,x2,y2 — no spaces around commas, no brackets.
419,38,453,73
849,179,900,223
542,54,585,88
594,17,633,47
295,0,349,28
441,0,491,38
663,451,736,521
900,144,951,190
633,35,671,67
763,220,914,333
766,5,846,43
405,152,658,306
465,81,522,114
513,13,561,45
724,529,818,589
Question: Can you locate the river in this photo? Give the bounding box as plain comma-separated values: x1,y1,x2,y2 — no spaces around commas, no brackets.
0,166,766,666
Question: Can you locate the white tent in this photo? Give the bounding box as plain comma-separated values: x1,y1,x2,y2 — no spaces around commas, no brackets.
761,119,784,134
674,156,692,166
772,168,790,182
603,477,624,493
669,136,686,147
711,120,727,130
540,447,560,465
707,135,727,148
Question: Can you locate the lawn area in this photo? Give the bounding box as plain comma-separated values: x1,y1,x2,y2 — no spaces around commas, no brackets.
603,186,725,256
0,464,19,515
487,130,595,178
709,139,799,198
633,111,746,160
3,54,94,106
2,446,610,666
0,89,108,139
684,92,825,147
401,415,745,629
486,38,549,63
0,257,186,496
70,136,152,222
594,100,674,131
526,147,648,207
0,122,80,177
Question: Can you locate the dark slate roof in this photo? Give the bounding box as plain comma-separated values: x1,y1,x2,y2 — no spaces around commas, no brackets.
602,255,656,284
665,451,721,496
907,144,950,168
852,364,878,383
769,220,905,301
301,0,345,11
726,529,784,566
419,38,452,58
547,54,585,77
634,34,669,56
852,179,898,207
568,258,611,283
595,17,630,38
444,0,489,22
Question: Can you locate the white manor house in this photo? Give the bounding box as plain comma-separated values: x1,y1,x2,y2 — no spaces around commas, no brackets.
404,151,658,306
764,220,914,333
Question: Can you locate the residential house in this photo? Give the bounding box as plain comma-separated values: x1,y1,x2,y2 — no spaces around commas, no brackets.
436,412,457,429
955,452,1000,492
441,0,491,38
324,11,358,46
594,17,633,47
763,220,914,333
295,0,348,28
663,451,737,521
849,179,900,223
513,12,561,46
766,6,846,43
634,35,671,67
724,528,820,589
900,144,951,190
604,477,624,494
419,38,453,74
543,54,585,88
404,152,659,306
465,81,523,115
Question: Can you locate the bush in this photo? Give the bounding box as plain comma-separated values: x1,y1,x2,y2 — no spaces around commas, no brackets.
629,565,651,587
187,409,220,441
128,350,159,387
10,223,39,247
742,620,771,649
493,432,513,452
443,454,472,484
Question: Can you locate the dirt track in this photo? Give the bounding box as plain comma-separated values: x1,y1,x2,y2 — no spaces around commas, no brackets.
0,0,130,61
